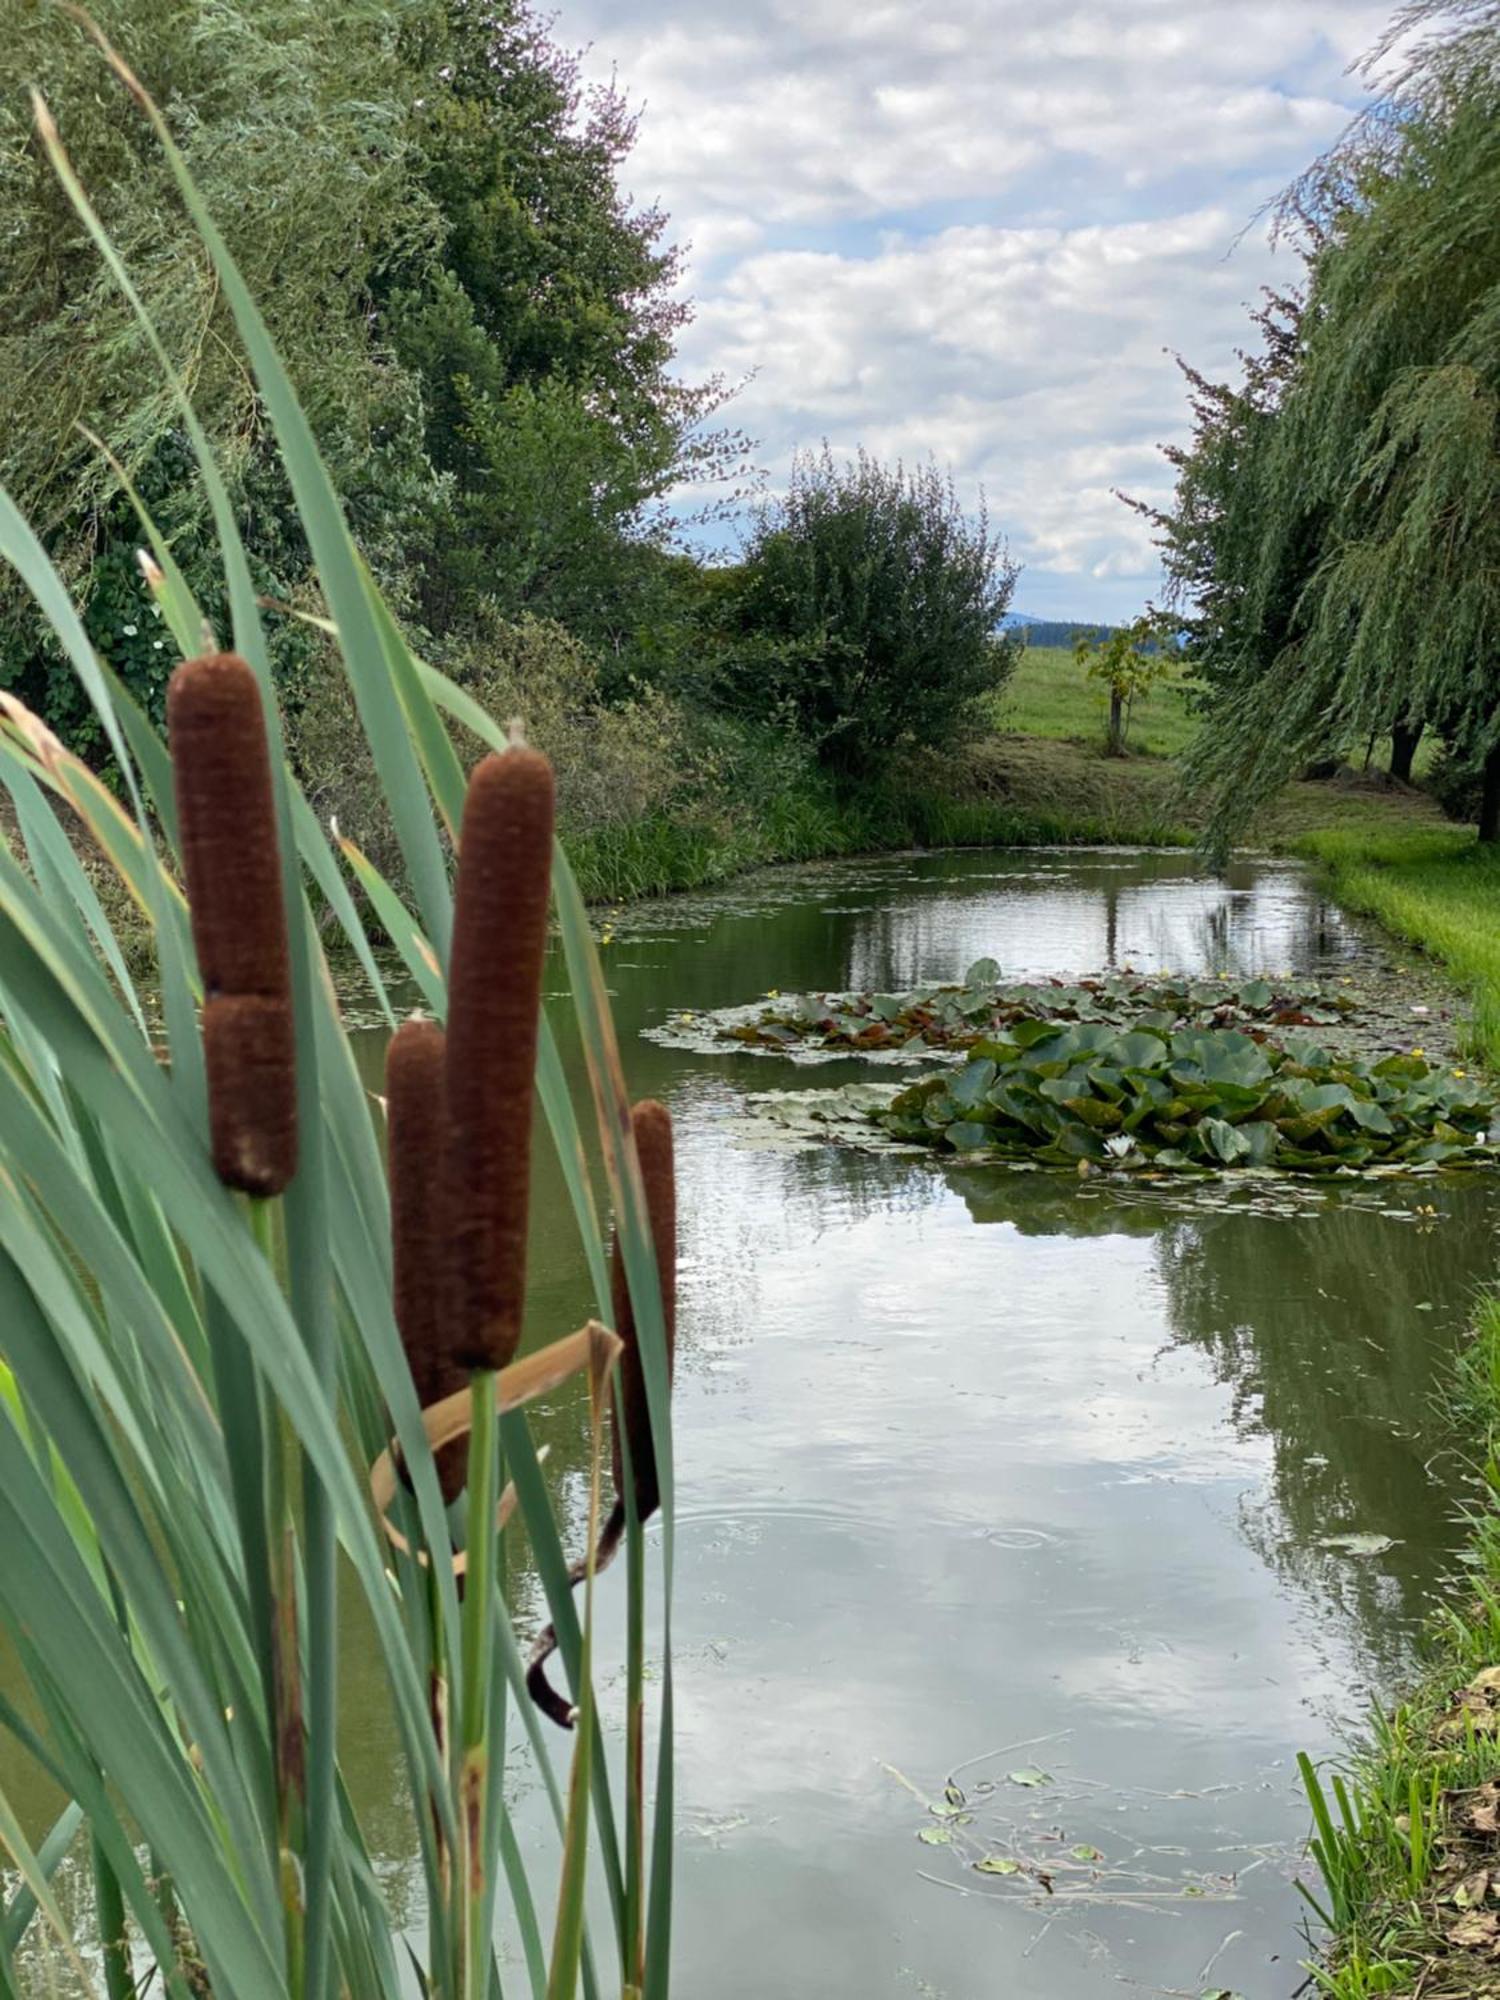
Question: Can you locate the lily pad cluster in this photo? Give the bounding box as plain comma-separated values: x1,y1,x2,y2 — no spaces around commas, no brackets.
876,1023,1495,1173
710,959,1360,1056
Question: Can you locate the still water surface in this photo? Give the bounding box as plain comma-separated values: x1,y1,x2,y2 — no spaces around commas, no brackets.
346,846,1500,2000
18,847,1493,1998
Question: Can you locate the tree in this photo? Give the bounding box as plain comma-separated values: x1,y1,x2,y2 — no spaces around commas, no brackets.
0,0,741,743
1072,615,1172,755
0,0,444,745
382,1,745,662
723,446,1019,776
1154,4,1500,848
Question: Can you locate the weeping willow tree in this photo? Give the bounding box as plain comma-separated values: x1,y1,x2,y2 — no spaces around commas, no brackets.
1163,1,1500,850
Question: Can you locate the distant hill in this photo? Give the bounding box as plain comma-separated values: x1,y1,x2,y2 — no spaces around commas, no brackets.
1002,614,1117,648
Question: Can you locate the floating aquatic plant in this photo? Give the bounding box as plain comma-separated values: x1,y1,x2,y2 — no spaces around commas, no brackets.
878,1024,1496,1172
653,959,1366,1062
734,1024,1497,1177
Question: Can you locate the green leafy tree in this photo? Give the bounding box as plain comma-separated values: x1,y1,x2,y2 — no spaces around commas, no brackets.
723,446,1019,777
1158,3,1500,848
1071,614,1173,755
0,0,443,745
382,1,746,662
0,0,742,742
1128,287,1328,748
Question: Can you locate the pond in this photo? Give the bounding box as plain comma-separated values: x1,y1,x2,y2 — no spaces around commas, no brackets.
422,848,1498,1997
15,846,1499,1997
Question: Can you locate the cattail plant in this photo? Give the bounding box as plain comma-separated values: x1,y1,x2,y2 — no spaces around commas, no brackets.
167,650,297,1196
387,1017,469,1500
445,742,555,1374
610,1100,677,1528
529,1098,677,1731
0,49,679,2000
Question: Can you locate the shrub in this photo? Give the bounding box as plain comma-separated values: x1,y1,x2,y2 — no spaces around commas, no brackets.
291,608,696,879
722,445,1019,775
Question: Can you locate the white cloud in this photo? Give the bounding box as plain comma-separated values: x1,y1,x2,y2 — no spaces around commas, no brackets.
678,207,1295,597
557,0,1394,616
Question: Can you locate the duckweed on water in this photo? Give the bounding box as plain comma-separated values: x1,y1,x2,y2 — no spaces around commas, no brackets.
742,1023,1497,1176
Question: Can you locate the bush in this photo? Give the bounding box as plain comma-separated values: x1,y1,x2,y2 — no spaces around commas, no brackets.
291,608,699,881
721,445,1019,775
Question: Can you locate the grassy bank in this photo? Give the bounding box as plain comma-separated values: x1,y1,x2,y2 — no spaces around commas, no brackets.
60,723,1471,966
564,719,1456,907
1245,807,1500,1998
1291,825,1500,1068
563,736,1194,905
1300,1300,1500,1999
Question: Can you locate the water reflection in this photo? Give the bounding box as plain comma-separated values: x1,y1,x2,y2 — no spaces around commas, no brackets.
7,848,1491,2000
656,1142,1492,1998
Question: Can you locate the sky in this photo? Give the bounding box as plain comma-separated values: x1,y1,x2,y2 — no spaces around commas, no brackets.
561,0,1398,622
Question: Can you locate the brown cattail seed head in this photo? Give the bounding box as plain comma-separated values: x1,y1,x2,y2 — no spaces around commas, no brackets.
168,653,296,1196
611,1100,677,1522
201,996,297,1197
168,653,291,1004
445,746,555,1374
387,1020,454,1410
387,1019,467,1500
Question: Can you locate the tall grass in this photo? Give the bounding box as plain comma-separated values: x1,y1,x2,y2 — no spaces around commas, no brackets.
562,765,1193,906
1297,1292,1500,1997
0,35,675,2000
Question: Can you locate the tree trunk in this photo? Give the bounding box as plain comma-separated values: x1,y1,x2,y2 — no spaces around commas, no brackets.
1480,743,1500,844
1106,687,1124,757
1390,719,1423,783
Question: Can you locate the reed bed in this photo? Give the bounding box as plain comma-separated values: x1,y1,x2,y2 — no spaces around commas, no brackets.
0,29,676,2000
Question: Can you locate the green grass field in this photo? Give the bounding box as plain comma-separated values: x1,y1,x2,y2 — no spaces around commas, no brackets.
993,643,1200,758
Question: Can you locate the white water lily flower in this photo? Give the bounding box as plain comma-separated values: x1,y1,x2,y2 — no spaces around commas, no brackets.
1104,1135,1135,1158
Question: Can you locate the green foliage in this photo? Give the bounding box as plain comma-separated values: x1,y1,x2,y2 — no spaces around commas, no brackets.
1071,615,1174,754
0,44,678,1998
0,0,737,740
1133,288,1312,765
0,0,443,739
383,5,743,657
1151,9,1500,849
875,1024,1493,1172
292,607,699,885
721,445,1019,775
